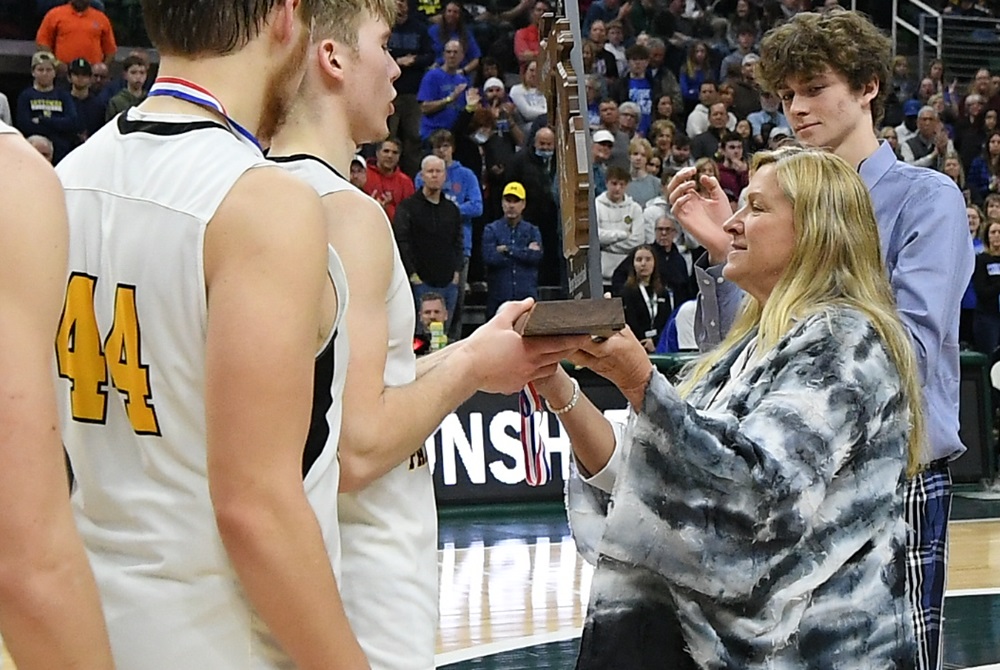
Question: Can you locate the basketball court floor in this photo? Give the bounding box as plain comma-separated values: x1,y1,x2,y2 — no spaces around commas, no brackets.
435,490,1000,670
2,489,997,669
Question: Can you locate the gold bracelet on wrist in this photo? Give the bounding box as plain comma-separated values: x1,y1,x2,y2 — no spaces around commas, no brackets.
546,377,580,415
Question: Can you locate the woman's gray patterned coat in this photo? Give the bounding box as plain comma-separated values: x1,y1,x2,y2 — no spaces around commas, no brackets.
572,307,916,669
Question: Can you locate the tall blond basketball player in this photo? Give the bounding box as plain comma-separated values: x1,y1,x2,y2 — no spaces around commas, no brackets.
0,121,113,670
52,1,367,668
269,3,587,667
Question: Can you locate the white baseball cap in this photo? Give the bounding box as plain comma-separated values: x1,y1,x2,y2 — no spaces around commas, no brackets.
593,129,615,144
769,126,792,141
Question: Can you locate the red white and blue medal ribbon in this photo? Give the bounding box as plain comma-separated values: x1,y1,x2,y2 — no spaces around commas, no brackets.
147,77,263,153
518,382,550,487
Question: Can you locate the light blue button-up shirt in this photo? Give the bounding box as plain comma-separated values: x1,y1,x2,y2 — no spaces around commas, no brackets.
695,140,973,463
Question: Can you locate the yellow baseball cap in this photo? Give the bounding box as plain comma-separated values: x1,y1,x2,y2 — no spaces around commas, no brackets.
502,181,526,200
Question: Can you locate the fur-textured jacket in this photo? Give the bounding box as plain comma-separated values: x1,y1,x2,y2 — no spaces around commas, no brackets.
570,307,916,669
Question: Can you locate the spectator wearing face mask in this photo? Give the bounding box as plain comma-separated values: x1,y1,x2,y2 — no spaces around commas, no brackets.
454,91,517,223
509,126,561,285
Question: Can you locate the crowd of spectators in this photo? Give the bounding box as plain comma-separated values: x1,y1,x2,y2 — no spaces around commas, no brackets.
2,1,155,166
367,0,882,346
11,0,1000,351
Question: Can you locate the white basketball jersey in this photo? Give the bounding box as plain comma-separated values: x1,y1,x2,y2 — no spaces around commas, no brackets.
274,155,439,670
54,110,350,670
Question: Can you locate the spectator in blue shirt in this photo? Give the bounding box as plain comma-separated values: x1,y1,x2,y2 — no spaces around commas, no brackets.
583,0,622,33
482,182,542,318
746,89,788,146
611,44,658,137
417,39,469,140
678,41,713,115
428,2,481,77
967,130,1000,204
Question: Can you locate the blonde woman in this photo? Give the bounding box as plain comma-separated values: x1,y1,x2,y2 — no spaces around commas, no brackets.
649,118,675,159
879,126,902,159
536,148,921,668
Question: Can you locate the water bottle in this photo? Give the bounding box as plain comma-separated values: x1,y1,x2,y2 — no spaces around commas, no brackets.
429,321,445,351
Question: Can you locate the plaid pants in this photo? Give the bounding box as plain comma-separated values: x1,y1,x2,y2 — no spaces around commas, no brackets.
904,463,952,670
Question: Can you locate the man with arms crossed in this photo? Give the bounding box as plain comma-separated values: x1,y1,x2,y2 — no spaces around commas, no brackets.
269,3,584,667
0,118,113,670
54,0,367,667
669,9,971,669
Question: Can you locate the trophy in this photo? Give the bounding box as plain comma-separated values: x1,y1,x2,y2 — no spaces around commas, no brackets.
515,8,624,339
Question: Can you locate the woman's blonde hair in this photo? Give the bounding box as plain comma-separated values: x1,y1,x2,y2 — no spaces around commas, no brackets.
650,119,676,143
677,147,925,475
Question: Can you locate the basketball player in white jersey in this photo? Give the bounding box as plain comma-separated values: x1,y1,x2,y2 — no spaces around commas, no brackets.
269,2,586,667
0,122,114,670
53,1,367,668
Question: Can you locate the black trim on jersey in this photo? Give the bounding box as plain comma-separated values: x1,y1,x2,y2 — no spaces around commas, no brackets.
117,113,228,137
268,153,349,181
302,330,338,479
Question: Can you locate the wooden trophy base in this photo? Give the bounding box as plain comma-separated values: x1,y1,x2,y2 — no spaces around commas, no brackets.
514,298,625,338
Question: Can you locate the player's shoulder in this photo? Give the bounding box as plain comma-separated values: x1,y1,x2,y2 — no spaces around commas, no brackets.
208,169,327,283
222,166,324,232
236,162,316,193
323,186,390,226
323,192,397,289
0,132,60,196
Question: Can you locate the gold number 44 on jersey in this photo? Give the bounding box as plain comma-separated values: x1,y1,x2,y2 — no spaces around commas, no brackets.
55,273,161,436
